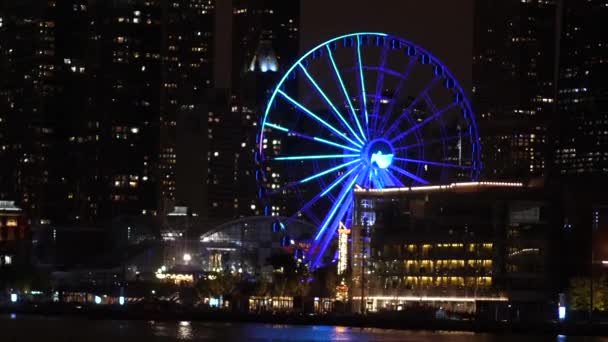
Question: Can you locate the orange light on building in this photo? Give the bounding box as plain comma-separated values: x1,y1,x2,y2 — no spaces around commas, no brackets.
337,222,351,275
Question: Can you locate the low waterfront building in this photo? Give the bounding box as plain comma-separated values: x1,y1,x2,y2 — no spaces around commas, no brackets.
0,200,29,269
350,182,554,320
198,216,314,278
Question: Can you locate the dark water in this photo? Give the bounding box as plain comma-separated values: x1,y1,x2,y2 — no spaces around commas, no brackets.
1,315,607,341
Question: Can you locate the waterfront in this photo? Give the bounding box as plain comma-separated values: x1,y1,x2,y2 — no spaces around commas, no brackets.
1,315,608,342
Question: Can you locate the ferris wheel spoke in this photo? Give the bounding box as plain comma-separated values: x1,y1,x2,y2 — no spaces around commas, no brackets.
394,133,470,152
383,77,441,138
314,174,358,241
300,158,362,184
266,158,361,196
377,57,417,133
277,89,363,148
389,101,459,144
311,199,353,268
264,122,361,153
274,154,359,161
371,41,390,135
390,165,430,185
298,64,365,145
386,169,405,187
325,45,367,141
394,157,471,169
320,164,362,197
274,164,361,229
356,35,369,135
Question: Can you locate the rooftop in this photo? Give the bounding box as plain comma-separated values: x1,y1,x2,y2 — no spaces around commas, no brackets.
354,181,525,195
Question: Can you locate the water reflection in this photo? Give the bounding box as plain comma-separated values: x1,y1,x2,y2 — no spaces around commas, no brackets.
177,321,193,340
1,316,608,342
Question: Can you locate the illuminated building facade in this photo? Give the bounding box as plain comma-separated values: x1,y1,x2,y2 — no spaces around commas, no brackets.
0,201,29,269
1,0,216,226
160,0,214,211
554,0,608,177
197,216,313,278
351,182,553,318
473,0,556,180
204,0,299,219
0,1,57,222
337,223,350,276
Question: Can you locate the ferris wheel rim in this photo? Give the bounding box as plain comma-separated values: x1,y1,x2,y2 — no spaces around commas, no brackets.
256,32,482,267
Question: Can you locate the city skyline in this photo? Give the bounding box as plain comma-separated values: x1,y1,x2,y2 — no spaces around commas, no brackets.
0,1,607,334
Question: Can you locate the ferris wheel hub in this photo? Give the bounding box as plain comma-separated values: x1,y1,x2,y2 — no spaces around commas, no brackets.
365,139,395,169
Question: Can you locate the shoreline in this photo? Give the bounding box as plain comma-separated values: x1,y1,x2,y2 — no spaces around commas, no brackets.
2,304,608,336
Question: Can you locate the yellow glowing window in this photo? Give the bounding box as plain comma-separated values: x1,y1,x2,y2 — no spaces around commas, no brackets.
6,219,17,227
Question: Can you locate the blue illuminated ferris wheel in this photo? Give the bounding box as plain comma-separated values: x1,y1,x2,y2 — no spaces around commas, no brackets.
257,32,481,267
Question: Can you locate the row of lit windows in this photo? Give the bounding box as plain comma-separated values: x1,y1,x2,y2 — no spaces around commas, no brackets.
384,276,493,287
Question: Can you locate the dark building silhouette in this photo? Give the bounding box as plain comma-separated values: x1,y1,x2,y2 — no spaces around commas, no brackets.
473,0,557,181
0,0,215,228
204,0,299,220
554,0,608,178
160,0,215,212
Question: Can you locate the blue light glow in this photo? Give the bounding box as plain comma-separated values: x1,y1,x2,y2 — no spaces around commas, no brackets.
300,158,361,183
356,35,369,129
313,137,361,153
274,154,359,161
558,306,566,320
389,101,458,143
10,293,17,303
264,122,289,133
394,157,469,169
371,151,393,169
265,122,360,152
258,32,481,269
320,164,362,197
326,45,367,141
298,64,365,145
315,176,358,240
390,165,430,185
278,90,362,148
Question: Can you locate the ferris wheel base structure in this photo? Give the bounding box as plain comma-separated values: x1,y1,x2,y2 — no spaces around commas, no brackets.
256,32,482,269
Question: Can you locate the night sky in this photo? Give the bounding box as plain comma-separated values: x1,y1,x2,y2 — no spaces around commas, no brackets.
214,0,474,91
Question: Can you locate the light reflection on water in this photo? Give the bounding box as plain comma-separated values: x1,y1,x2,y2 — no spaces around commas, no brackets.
177,321,193,340
2,315,608,342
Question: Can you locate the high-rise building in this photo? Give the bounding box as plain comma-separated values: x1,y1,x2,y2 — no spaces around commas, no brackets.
473,0,557,180
204,0,299,220
160,0,214,213
554,0,608,178
1,0,216,228
0,1,57,222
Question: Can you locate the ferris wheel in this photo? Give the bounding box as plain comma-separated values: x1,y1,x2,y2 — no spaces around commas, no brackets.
256,32,481,267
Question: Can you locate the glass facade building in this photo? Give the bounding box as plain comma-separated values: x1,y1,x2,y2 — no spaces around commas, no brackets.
351,182,553,319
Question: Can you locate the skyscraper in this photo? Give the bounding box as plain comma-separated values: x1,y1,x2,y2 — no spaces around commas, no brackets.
1,0,216,228
204,0,299,219
473,0,557,180
160,0,214,214
554,0,608,178
0,1,57,222
552,0,608,287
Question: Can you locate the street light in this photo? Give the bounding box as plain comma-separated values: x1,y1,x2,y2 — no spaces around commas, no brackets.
183,253,192,263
